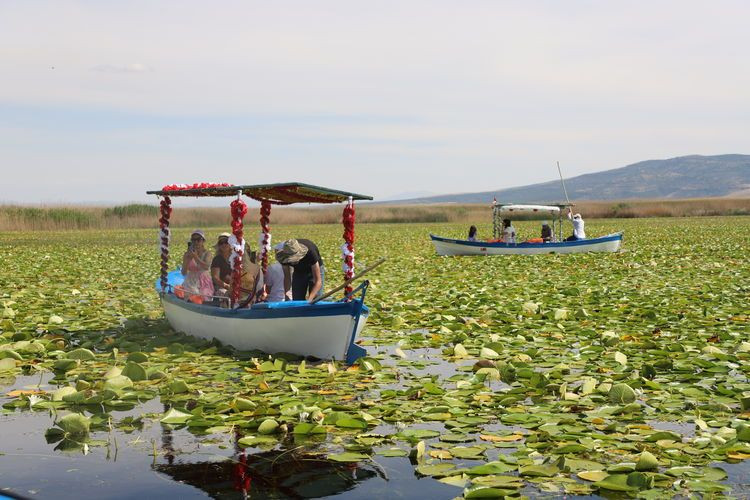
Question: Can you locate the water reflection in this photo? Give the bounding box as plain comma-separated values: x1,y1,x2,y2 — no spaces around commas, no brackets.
152,447,378,499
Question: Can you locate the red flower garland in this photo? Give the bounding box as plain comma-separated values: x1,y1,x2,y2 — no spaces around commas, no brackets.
159,196,172,292
162,182,233,192
259,200,272,273
230,197,248,305
342,199,355,297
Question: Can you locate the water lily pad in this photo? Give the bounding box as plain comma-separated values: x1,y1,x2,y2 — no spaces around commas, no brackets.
608,383,636,404
328,452,370,463
160,408,192,425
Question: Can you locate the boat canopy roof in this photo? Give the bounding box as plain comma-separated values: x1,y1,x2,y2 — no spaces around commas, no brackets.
147,182,372,205
494,204,566,220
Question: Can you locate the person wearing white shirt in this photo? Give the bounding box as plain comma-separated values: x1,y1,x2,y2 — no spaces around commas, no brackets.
566,208,586,240
264,261,291,302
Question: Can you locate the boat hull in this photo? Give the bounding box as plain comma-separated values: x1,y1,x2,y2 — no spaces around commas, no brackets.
430,232,623,256
161,293,368,363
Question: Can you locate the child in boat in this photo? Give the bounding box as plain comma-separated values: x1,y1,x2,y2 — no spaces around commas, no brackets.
541,222,553,242
467,225,478,241
181,230,214,302
502,219,516,244
235,243,264,307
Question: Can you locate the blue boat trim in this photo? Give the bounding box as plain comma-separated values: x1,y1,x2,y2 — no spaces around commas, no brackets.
161,292,366,320
430,232,623,248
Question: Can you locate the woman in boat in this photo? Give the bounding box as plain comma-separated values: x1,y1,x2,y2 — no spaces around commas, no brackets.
502,219,516,244
211,232,233,303
181,230,214,301
275,239,325,302
565,208,586,241
467,225,478,241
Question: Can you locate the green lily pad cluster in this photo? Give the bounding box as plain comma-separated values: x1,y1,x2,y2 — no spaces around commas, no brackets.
1,218,750,497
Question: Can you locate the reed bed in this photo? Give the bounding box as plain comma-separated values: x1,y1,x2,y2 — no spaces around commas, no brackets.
1,198,749,231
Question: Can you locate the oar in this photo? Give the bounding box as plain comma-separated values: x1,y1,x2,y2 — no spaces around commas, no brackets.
311,257,387,304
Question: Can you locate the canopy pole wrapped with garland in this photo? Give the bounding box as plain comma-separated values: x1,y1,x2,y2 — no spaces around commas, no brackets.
341,196,355,298
229,192,248,306
158,196,172,292
259,200,272,274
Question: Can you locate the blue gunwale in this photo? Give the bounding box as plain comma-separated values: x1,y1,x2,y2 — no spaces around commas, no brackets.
430,231,623,248
161,291,368,320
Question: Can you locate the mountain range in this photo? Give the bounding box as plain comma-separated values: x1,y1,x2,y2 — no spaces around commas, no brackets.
391,154,750,204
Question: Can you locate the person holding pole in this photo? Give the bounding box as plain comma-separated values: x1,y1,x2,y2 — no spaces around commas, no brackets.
566,208,586,241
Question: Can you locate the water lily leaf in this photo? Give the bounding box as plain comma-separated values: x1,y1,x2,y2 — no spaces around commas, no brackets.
238,435,278,447
613,351,628,366
335,417,367,429
57,413,90,436
608,383,636,404
519,464,560,477
463,486,515,498
121,362,147,382
103,375,133,392
453,343,468,358
66,348,95,360
160,408,193,425
416,463,456,476
578,470,609,482
48,315,64,325
292,423,326,435
0,358,16,370
635,451,659,471
52,386,78,401
328,452,370,463
480,347,499,359
126,351,149,363
594,473,636,492
377,448,408,457
448,446,485,459
257,419,279,434
467,462,517,475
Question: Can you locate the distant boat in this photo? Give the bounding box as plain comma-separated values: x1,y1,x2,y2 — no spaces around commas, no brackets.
430,203,623,256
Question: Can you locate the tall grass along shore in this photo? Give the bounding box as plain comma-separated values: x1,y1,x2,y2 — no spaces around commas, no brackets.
1,198,749,231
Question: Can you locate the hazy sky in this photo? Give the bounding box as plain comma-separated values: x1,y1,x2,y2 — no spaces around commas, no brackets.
2,1,748,204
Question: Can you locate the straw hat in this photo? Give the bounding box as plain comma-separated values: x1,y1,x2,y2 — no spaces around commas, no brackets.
275,239,308,264
215,232,231,247
189,229,205,241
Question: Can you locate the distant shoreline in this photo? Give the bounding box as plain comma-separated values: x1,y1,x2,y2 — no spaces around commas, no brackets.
1,197,749,231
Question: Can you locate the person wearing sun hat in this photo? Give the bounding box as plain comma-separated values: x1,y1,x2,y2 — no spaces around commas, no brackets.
275,238,325,302
566,208,586,241
210,232,233,302
180,230,214,301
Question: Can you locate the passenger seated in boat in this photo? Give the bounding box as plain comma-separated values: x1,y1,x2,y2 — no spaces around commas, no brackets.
501,219,516,244
266,254,290,302
211,232,233,305
541,222,553,242
275,239,325,303
181,230,214,303
467,225,478,241
235,243,264,307
565,208,586,241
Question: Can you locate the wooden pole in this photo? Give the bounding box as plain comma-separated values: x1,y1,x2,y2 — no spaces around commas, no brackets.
311,257,387,304
557,161,571,205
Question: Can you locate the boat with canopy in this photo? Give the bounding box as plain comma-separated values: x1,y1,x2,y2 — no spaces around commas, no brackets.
430,201,623,256
147,182,374,363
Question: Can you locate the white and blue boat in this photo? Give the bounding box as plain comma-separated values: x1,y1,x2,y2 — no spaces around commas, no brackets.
147,183,372,363
431,203,623,256
430,232,623,256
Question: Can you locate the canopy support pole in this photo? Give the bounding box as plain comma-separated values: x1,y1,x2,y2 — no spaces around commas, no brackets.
259,200,272,274
229,191,247,306
158,196,172,292
341,197,355,299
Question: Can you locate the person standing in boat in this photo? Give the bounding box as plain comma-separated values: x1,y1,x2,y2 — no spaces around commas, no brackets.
181,230,214,302
467,225,478,241
275,239,325,302
501,219,516,244
566,208,586,241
